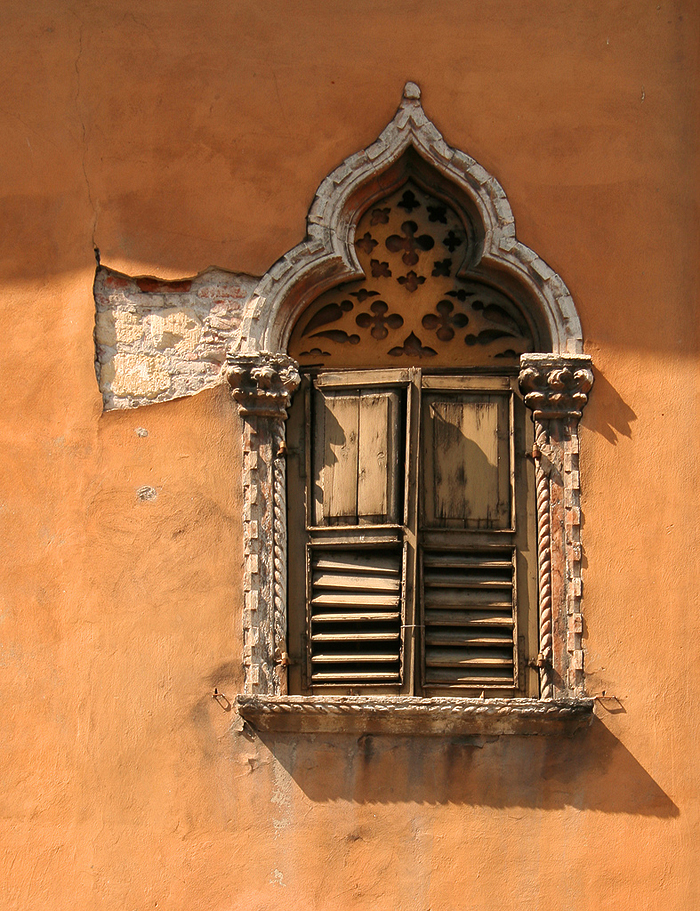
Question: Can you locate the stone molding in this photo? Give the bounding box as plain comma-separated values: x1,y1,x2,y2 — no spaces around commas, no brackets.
236,695,595,736
518,354,593,696
227,353,300,694
234,82,584,360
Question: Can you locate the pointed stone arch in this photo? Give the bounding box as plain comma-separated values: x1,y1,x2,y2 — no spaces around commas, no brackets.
236,82,584,361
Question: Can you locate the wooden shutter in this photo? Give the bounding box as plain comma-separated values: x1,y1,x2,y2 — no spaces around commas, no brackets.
292,370,412,692
287,370,535,696
308,548,404,684
421,547,516,687
312,386,402,526
419,379,524,692
421,390,512,531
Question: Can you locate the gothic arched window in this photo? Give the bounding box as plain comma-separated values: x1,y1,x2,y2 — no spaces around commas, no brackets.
229,84,594,734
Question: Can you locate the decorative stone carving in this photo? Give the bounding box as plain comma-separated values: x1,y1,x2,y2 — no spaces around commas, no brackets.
236,695,594,736
227,353,300,694
226,353,300,418
228,84,594,717
519,353,593,698
519,353,594,421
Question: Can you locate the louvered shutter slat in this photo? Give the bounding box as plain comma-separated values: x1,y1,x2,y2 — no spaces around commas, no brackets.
424,611,514,627
422,548,516,689
312,611,402,623
312,671,402,682
424,588,513,608
425,650,513,667
314,554,399,574
313,571,400,592
312,652,400,664
309,549,403,686
311,593,400,608
422,554,512,569
426,668,514,686
425,629,513,646
424,575,513,588
312,631,401,642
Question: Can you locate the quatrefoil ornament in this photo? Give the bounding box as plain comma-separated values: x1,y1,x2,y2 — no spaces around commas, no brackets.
355,300,404,340
386,221,435,266
421,299,469,342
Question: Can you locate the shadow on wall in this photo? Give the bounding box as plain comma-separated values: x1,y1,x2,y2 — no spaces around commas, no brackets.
584,368,637,444
242,717,677,817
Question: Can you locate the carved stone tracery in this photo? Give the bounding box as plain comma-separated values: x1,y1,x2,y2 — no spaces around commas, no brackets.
288,180,540,368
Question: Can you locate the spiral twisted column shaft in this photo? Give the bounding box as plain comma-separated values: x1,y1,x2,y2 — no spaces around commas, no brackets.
533,422,554,700
271,420,289,694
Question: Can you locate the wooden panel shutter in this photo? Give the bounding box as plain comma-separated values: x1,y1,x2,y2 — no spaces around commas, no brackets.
305,372,410,689
312,386,402,526
419,382,520,692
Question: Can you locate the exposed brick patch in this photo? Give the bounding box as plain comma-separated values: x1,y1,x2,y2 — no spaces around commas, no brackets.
94,266,258,410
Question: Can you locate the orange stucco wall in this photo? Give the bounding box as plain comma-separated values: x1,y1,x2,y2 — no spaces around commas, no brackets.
1,2,698,908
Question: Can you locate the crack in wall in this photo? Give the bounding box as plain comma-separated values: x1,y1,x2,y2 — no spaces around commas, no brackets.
71,9,98,248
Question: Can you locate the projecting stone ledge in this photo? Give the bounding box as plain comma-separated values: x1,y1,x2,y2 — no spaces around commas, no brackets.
235,695,594,737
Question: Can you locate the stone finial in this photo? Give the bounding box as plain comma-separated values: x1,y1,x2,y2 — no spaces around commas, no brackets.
403,81,421,101
226,353,300,419
519,354,593,421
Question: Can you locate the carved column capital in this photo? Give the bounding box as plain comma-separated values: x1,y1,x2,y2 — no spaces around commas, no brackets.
226,353,300,419
518,354,594,422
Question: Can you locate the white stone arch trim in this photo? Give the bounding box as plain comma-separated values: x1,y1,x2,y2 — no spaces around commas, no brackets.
235,82,584,359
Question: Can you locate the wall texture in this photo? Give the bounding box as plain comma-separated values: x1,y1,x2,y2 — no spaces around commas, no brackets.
0,2,698,909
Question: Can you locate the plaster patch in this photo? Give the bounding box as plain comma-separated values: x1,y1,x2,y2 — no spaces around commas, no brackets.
94,266,258,410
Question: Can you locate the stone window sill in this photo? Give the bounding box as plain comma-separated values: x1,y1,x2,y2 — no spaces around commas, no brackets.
235,695,594,737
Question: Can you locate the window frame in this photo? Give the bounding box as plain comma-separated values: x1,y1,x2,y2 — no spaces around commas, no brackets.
227,83,595,735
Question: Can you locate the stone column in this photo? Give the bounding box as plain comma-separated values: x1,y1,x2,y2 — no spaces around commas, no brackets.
519,354,593,699
226,353,300,694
